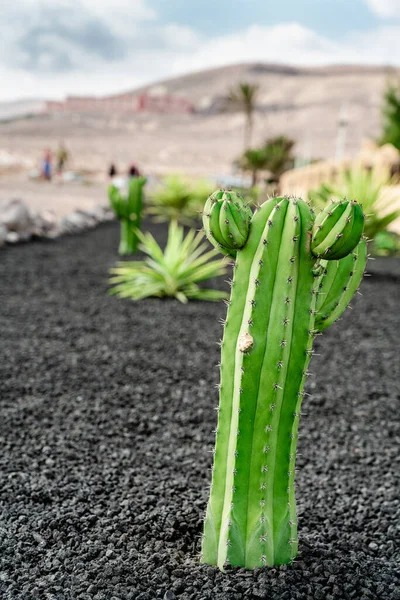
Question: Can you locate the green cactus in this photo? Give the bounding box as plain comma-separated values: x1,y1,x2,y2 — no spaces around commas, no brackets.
201,193,366,570
109,177,146,255
203,190,253,258
311,199,365,260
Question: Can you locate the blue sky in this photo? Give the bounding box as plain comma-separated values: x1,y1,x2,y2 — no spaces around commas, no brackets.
152,0,378,38
0,0,400,101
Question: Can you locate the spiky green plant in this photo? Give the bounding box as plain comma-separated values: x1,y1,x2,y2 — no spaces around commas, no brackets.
148,175,213,226
109,177,146,255
201,191,366,570
308,168,400,243
109,221,227,303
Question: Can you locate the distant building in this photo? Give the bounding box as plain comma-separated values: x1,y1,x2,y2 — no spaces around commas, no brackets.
46,92,194,115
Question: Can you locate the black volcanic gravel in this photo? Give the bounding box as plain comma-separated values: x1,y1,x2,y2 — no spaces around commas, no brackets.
0,221,399,600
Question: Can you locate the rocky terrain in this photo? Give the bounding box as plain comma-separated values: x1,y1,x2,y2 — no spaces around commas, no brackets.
0,196,114,247
0,221,398,599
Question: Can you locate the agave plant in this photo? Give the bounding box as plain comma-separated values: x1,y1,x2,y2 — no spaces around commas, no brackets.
148,175,213,225
308,167,400,242
109,221,227,303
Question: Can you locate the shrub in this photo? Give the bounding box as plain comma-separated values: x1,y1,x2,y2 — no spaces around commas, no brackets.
308,168,400,244
378,79,400,151
109,221,227,303
148,175,213,225
237,136,295,186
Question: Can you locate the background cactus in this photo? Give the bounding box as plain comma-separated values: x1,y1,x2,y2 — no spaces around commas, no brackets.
201,193,366,570
109,177,146,255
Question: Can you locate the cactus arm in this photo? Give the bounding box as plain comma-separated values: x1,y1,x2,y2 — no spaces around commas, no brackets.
315,238,367,332
312,203,352,256
229,202,253,240
202,192,252,259
219,203,247,248
312,200,364,260
311,202,348,252
204,199,236,258
327,205,364,258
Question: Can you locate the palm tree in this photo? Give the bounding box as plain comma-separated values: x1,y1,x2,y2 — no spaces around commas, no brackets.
237,136,295,187
238,148,268,186
262,135,295,181
227,82,260,150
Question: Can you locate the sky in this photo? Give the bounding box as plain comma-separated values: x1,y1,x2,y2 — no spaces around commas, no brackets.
1,0,400,101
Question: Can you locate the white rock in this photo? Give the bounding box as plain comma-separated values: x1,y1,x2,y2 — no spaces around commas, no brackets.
6,231,20,243
84,205,106,223
60,210,97,233
0,199,34,234
100,205,116,221
32,210,58,236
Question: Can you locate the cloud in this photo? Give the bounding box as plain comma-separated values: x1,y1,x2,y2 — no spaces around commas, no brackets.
17,10,126,72
365,0,400,17
0,9,399,102
171,24,340,73
1,0,157,74
169,22,400,76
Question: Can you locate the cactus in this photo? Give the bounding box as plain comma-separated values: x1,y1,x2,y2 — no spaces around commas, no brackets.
311,199,365,260
109,177,146,255
203,190,253,258
201,193,366,570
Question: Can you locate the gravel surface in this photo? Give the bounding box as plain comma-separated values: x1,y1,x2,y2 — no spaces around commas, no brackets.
0,221,399,600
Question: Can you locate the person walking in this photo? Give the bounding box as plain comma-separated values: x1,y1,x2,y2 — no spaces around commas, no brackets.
42,149,52,181
56,143,69,180
128,162,141,178
109,163,117,178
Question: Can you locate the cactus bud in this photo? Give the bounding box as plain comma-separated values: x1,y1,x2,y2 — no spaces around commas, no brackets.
311,200,364,260
203,190,252,257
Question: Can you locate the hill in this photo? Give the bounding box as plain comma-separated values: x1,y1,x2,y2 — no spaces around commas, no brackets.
0,63,398,176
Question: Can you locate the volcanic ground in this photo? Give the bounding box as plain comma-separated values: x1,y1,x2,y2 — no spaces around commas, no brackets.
0,221,399,599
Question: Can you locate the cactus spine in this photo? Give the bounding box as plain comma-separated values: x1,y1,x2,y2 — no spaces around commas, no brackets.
201,193,366,570
109,177,146,255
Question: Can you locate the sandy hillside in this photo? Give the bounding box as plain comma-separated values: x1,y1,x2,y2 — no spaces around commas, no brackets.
0,63,398,216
